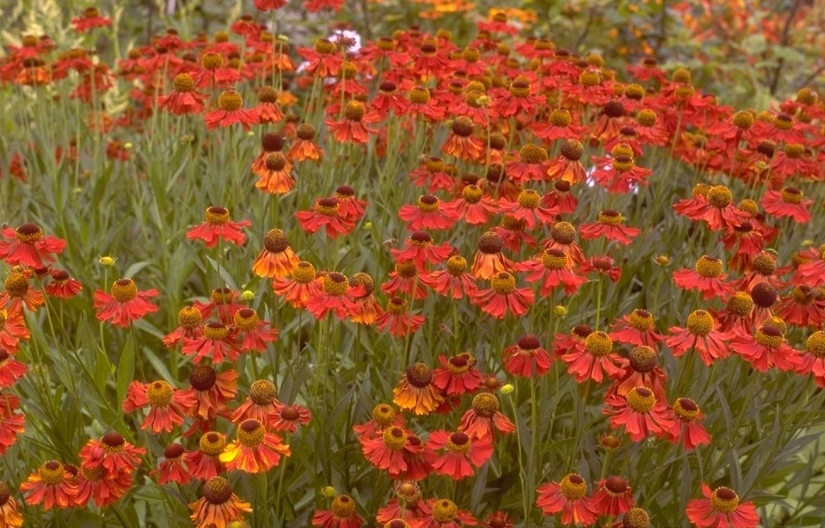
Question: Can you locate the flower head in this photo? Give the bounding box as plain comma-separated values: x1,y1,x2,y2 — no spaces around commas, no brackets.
187,207,251,248
93,278,159,327
686,484,759,528
189,477,252,528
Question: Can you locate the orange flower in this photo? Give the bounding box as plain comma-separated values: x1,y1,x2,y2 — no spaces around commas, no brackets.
296,198,355,238
0,309,30,354
353,403,403,441
398,195,461,231
458,392,515,439
427,430,493,480
123,380,197,433
362,425,417,477
234,308,278,353
44,269,82,300
470,272,534,318
392,363,445,415
189,476,252,528
181,321,240,364
0,349,27,387
93,278,159,328
326,101,379,144
272,261,323,309
163,305,204,348
205,90,259,131
157,73,206,115
313,495,364,528
0,481,23,527
151,443,192,485
220,419,290,473
0,223,66,269
74,463,132,508
472,232,513,280
288,123,324,162
271,403,312,433
349,273,383,325
78,432,146,476
184,432,227,481
603,387,675,442
0,269,45,314
19,460,78,510
536,473,598,526
391,231,453,272
187,207,251,248
232,379,282,426
376,297,425,337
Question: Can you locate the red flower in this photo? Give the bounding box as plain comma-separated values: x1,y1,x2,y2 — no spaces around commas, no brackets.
182,364,238,425
536,473,598,526
666,398,711,451
761,187,812,223
19,460,78,510
458,392,515,439
220,419,290,473
44,269,82,299
376,297,424,337
579,210,640,245
542,180,579,215
604,386,675,442
0,395,24,455
561,331,627,383
0,309,29,354
184,432,227,481
353,403,403,441
432,353,483,396
382,260,428,300
398,195,461,231
123,380,197,433
796,331,825,387
233,308,278,353
427,430,493,480
334,185,369,223
0,269,44,314
254,0,287,10
79,432,146,476
74,463,132,508
609,309,664,347
393,363,445,416
498,189,558,229
0,223,66,269
289,124,324,162
417,498,477,528
181,322,240,364
157,73,206,115
591,476,635,516
730,323,801,373
609,345,669,401
271,403,312,433
516,248,587,296
581,255,622,283
776,285,825,328
326,101,379,144
546,141,587,184
163,305,204,348
306,272,361,320
391,231,454,272
672,256,734,300
296,198,355,239
232,380,282,426
186,206,251,248
273,261,323,309
93,278,159,328
0,349,27,387
666,310,736,366
451,185,499,225
362,425,419,477
686,484,759,528
313,495,364,528
502,334,552,378
189,477,251,527
71,7,112,32
205,91,260,131
194,287,243,323
471,272,534,318
152,443,191,485
420,256,479,299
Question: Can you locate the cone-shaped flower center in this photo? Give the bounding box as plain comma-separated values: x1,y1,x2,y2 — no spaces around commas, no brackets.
710,487,740,513
433,499,458,522
200,432,227,456
471,392,499,417
15,223,43,243
585,331,613,357
626,387,655,413
178,306,203,329
250,380,278,405
237,419,266,447
291,262,317,283
147,380,174,407
687,310,714,336
382,426,408,450
560,474,587,500
406,363,433,388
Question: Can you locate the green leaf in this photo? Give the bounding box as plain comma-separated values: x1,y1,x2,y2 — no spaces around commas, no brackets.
94,346,112,395
116,335,136,405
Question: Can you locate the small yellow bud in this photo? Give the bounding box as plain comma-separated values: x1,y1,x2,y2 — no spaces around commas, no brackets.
277,35,289,42
476,95,490,106
98,256,117,267
123,142,133,150
500,383,514,395
802,239,815,247
322,486,338,498
241,290,255,301
654,255,670,266
554,305,568,316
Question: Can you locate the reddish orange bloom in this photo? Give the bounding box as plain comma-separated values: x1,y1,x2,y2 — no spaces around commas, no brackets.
604,387,674,442
420,255,479,299
398,195,461,231
471,232,513,280
391,231,454,272
353,404,404,441
502,335,552,378
609,345,668,401
194,287,243,323
157,73,206,115
335,185,368,223
151,443,192,485
536,473,598,526
234,308,278,353
686,484,759,528
79,432,145,476
19,460,78,510
542,180,579,215
296,198,355,238
0,395,24,455
273,261,322,309
376,482,426,525
255,86,284,124
1,269,43,314
761,187,812,223
591,476,635,516
796,331,825,387
44,269,82,299
471,272,534,318
163,305,204,348
376,297,424,337
579,210,640,245
609,309,664,347
349,273,383,325
255,153,295,194
0,481,23,527
0,309,30,354
393,363,445,415
326,101,379,144
182,364,238,427
362,425,419,477
254,0,287,11
123,380,197,433
93,278,159,327
220,419,290,473
516,248,587,296
417,498,477,528
730,322,801,373
562,331,627,383
288,123,324,162
433,353,483,395
0,349,27,387
673,256,734,300
427,430,493,480
307,272,361,320
184,432,227,481
482,511,513,528
272,403,312,433
451,185,499,226
546,140,587,184
666,310,736,366
182,322,240,364
205,90,260,131
442,117,485,161
189,477,252,528
74,463,132,508
382,260,428,300
313,495,364,528
458,392,515,439
498,189,558,229
232,380,282,426
187,207,251,248
71,7,112,32
665,398,711,451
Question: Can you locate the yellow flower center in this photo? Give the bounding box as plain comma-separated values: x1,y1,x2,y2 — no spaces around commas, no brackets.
540,248,568,270
471,392,499,417
629,346,658,372
672,398,699,421
585,331,613,357
147,380,174,407
707,186,733,208
344,101,365,121
806,331,825,357
316,198,341,216
40,461,65,486
178,306,203,329
613,155,634,172
623,508,651,528
323,273,349,296
205,206,230,225
233,308,259,331
552,222,577,244
173,73,195,92
598,209,623,226
637,109,657,127
549,109,572,127
291,262,317,284
446,256,468,276
784,143,805,159
686,310,714,336
204,322,229,340
446,432,471,454
517,190,541,209
628,309,654,331
218,91,243,112
332,496,357,518
754,325,784,348
519,144,547,164
509,79,531,98
372,404,396,427
382,426,408,450
781,187,803,204
200,432,227,456
432,499,458,523
15,223,43,243
111,279,138,302
418,195,440,213
579,70,600,87
491,272,516,295
559,474,587,500
387,297,408,315
250,380,278,405
710,487,740,513
201,52,224,69
396,260,417,279
732,111,754,129
409,87,431,105
4,273,29,298
774,114,793,130
695,256,723,278
626,387,655,413
237,419,266,447
726,292,753,316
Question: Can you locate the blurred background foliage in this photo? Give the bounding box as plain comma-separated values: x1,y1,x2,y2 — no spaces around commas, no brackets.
1,0,823,107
